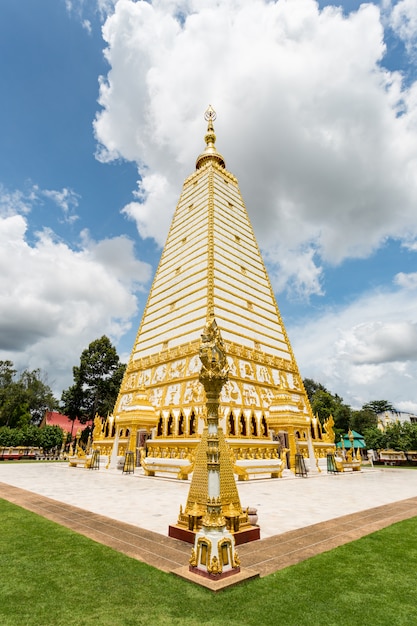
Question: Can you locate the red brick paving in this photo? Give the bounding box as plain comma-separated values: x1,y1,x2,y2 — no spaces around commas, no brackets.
2,482,417,590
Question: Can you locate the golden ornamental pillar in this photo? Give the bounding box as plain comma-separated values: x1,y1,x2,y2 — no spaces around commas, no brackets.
189,317,240,579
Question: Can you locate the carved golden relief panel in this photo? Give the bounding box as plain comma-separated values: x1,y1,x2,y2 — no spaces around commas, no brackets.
242,384,259,406
116,340,306,416
149,387,163,407
183,380,204,404
220,380,241,404
164,384,181,406
152,364,167,384
169,359,186,379
256,364,272,384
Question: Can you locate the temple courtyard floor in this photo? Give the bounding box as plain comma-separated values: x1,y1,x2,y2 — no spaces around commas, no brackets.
1,463,417,590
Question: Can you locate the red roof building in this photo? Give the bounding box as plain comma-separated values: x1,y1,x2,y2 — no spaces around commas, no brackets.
40,411,88,437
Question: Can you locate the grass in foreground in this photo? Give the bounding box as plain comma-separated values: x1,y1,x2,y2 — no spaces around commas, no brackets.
1,499,417,626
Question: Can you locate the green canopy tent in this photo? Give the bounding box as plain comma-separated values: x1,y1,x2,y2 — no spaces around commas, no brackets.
336,430,366,449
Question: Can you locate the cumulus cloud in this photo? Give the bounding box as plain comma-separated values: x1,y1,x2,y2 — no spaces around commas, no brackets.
289,276,417,411
264,245,324,299
339,321,417,364
394,271,417,289
58,0,417,410
389,0,417,56
0,188,151,395
93,0,417,298
122,172,179,243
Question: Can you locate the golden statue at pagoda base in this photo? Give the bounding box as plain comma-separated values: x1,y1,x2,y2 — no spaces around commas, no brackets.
183,318,241,579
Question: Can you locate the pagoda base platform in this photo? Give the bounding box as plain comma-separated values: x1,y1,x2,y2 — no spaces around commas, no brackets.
189,564,241,581
168,523,260,545
174,565,260,591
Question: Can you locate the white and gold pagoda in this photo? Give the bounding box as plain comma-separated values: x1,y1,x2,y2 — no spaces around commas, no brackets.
93,107,334,480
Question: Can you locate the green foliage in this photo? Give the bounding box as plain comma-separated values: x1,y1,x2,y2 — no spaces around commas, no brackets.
384,421,417,451
351,400,394,436
363,427,387,450
303,378,328,401
0,424,62,450
20,369,59,425
61,336,126,424
38,425,63,452
0,426,22,447
18,424,41,447
385,422,408,450
1,500,417,625
363,400,395,414
350,408,378,433
303,378,401,442
0,361,58,428
0,361,16,387
305,380,352,433
60,381,84,423
8,401,31,429
363,422,417,451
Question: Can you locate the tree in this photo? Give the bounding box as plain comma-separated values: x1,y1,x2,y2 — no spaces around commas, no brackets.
303,378,328,402
21,369,59,425
335,404,352,436
310,389,336,422
363,427,387,450
20,424,41,447
364,422,417,452
0,361,16,388
0,424,62,449
39,425,63,452
61,336,126,424
350,400,396,436
362,400,395,415
303,380,398,440
0,426,21,447
305,381,352,435
7,400,31,429
0,361,58,428
350,408,378,433
61,381,84,423
385,422,412,451
0,361,21,427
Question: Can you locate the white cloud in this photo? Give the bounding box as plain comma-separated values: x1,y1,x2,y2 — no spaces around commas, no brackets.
122,172,178,244
82,19,92,34
0,191,151,396
92,0,417,299
41,187,80,224
0,182,81,224
0,184,35,217
289,279,417,411
338,321,417,364
389,0,417,56
58,0,417,410
65,0,117,28
264,245,324,298
394,271,417,289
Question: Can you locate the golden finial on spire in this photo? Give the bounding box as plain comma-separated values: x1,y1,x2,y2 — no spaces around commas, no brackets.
196,105,225,170
204,104,217,123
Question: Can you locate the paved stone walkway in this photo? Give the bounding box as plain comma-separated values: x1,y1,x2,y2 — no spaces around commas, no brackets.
2,481,417,591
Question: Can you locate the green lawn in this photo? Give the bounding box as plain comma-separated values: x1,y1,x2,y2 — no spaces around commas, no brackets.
1,499,416,626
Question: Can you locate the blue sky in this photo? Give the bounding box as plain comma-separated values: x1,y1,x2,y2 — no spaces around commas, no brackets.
2,0,417,412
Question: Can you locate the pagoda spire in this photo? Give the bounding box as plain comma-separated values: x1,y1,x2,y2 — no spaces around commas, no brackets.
98,105,334,501
195,105,226,170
